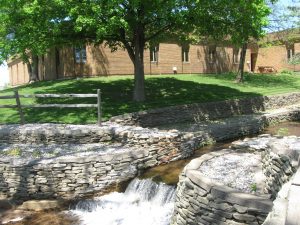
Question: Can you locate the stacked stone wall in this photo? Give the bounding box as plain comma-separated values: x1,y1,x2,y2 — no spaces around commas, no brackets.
0,123,204,200
261,151,296,198
110,92,300,127
171,136,300,225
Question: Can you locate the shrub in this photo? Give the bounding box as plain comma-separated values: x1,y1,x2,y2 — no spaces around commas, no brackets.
4,147,22,157
289,53,300,66
280,69,294,75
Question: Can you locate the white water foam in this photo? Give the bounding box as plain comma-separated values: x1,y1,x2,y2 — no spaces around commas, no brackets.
69,178,176,225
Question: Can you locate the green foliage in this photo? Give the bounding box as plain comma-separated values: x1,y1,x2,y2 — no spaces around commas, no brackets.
289,53,300,66
2,147,22,157
194,0,274,82
0,0,68,64
1,73,300,124
280,69,294,75
0,0,275,100
194,0,273,46
250,183,257,192
277,128,289,136
32,149,42,158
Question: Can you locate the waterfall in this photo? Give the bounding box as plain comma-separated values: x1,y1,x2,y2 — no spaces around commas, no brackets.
69,178,176,225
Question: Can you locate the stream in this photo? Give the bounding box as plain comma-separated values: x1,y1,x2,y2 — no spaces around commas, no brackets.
4,121,300,225
69,178,175,225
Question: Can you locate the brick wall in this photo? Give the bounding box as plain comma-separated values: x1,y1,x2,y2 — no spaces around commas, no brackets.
7,42,300,86
8,58,29,86
254,44,300,73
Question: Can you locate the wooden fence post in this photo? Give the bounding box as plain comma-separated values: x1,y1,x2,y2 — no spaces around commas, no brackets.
14,89,25,124
97,89,101,126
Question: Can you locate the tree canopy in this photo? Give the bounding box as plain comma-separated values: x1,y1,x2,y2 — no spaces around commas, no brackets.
192,0,273,82
0,0,275,100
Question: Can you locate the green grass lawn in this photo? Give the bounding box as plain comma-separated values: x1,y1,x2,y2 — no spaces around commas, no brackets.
1,72,300,124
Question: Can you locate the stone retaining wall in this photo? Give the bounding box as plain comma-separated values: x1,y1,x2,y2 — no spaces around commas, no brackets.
230,138,298,200
171,136,300,225
1,104,300,200
286,169,300,224
110,92,300,127
1,97,300,202
0,123,205,200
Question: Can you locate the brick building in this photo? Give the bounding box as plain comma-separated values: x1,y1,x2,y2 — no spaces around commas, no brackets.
7,40,300,86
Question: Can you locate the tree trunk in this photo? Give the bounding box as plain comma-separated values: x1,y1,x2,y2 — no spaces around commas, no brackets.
121,21,146,102
236,43,247,83
133,48,145,102
27,55,39,82
132,26,145,102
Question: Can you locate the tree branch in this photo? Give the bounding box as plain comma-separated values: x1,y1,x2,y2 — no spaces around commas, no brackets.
145,23,172,41
119,28,135,62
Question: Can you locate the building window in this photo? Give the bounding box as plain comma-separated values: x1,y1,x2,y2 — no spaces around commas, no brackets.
182,45,189,62
287,48,295,60
233,48,240,63
150,45,159,62
74,46,87,63
208,46,216,63
197,48,201,61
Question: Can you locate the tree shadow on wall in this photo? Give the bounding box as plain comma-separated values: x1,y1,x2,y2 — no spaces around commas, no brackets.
201,46,232,74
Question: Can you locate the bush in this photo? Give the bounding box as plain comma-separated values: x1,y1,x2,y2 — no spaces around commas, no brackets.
3,147,22,157
289,53,300,66
280,69,294,75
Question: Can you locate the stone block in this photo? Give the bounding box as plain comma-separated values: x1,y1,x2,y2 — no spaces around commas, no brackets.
285,185,300,225
291,169,300,186
208,201,234,212
186,170,219,192
233,204,248,213
212,209,233,219
18,200,63,211
211,185,273,212
233,213,256,222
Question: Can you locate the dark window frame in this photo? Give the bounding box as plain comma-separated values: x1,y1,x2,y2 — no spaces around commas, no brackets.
182,45,190,63
150,45,159,62
233,48,240,64
74,46,87,64
208,46,216,63
287,48,295,60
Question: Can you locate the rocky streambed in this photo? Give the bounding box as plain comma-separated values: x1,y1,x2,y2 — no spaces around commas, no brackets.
1,121,300,225
198,152,265,194
172,134,300,225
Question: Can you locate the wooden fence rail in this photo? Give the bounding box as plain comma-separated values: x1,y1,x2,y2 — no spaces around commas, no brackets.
0,89,102,125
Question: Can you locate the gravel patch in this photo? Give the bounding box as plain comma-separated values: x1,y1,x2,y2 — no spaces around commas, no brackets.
199,152,265,193
0,143,134,160
0,122,177,138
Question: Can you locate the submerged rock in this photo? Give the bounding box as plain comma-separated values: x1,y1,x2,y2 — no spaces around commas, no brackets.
18,200,63,211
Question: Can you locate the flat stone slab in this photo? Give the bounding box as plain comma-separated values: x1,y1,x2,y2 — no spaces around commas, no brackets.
286,185,300,225
18,200,63,211
198,152,265,193
291,167,300,186
178,135,300,225
0,143,137,161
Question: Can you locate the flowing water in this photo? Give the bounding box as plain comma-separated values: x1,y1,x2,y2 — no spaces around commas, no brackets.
68,121,300,225
69,178,176,225
4,121,300,225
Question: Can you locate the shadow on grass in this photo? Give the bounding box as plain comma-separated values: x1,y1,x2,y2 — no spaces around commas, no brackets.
200,72,300,89
3,73,298,124
15,77,265,124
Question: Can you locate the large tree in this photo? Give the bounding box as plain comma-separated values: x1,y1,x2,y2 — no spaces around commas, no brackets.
0,0,70,81
1,0,200,101
231,0,272,83
0,0,275,99
193,0,273,82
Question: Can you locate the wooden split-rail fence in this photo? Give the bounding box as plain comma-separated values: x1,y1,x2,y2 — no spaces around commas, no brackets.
0,89,102,125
